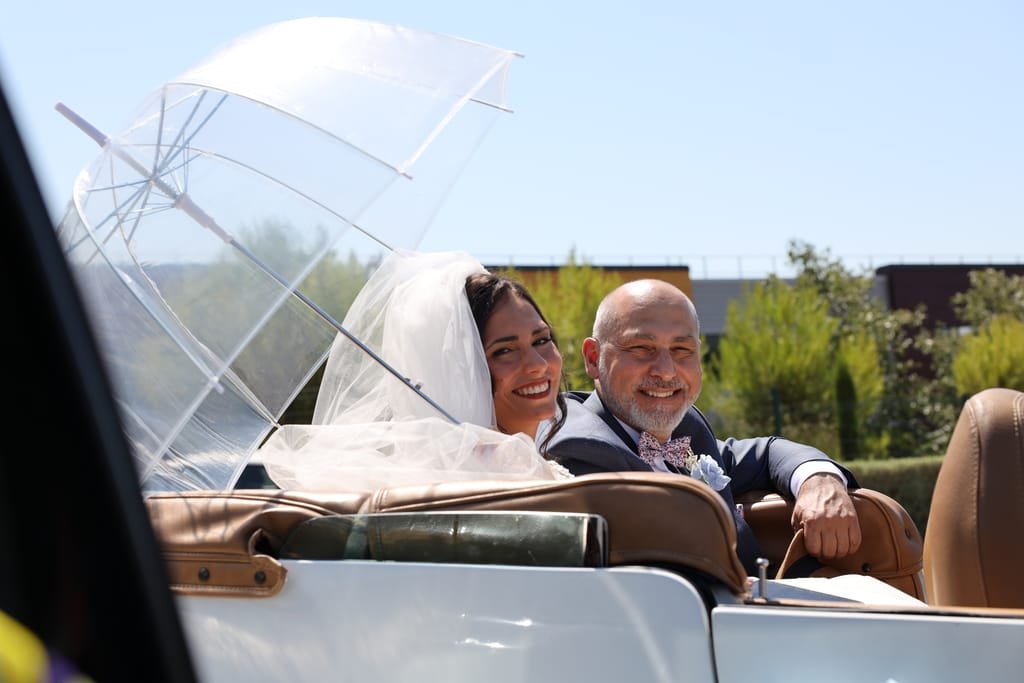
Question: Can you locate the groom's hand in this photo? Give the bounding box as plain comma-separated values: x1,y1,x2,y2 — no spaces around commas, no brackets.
791,473,861,560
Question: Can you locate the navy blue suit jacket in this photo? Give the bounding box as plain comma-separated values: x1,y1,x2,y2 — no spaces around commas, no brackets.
544,391,858,574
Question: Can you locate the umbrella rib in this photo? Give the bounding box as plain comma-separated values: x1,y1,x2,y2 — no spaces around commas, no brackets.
82,175,160,253
136,348,283,487
76,229,225,396
70,162,155,266
187,146,397,252
56,105,178,257
231,237,462,425
152,90,169,182
58,143,232,423
118,402,164,456
399,55,514,173
130,145,202,190
121,180,161,248
168,81,411,179
69,160,130,264
151,90,227,189
468,96,514,114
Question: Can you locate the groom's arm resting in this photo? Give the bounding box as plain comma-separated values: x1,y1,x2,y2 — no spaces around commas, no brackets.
791,472,862,560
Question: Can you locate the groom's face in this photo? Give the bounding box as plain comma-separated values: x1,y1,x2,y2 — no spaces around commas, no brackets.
585,284,702,441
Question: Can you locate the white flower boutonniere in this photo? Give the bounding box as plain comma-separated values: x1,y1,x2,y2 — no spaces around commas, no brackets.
683,453,731,491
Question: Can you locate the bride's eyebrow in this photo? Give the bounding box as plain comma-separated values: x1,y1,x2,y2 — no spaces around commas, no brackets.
486,324,551,349
486,335,518,349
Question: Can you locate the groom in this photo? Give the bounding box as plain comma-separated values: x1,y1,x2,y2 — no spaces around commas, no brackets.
542,279,861,574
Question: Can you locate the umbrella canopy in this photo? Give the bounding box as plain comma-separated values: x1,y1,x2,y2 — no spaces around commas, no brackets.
56,17,518,492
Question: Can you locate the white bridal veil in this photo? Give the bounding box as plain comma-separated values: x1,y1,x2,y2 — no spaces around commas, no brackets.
260,250,567,490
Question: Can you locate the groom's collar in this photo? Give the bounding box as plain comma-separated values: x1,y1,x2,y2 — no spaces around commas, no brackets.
612,416,641,446
583,391,642,455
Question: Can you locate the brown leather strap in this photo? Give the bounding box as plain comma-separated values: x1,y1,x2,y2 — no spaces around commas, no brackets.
775,528,840,579
164,530,287,597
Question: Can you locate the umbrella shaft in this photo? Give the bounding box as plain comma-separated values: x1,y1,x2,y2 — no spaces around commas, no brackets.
232,237,460,425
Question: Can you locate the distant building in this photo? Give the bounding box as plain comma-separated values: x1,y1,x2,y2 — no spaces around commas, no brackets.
875,264,1024,329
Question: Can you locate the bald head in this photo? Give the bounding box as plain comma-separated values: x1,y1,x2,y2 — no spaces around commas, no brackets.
593,280,700,340
583,279,703,440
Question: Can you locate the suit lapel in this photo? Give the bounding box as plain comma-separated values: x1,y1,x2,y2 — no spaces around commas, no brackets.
581,392,640,455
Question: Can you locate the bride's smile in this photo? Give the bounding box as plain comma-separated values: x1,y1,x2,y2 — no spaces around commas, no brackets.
514,380,552,397
482,293,563,438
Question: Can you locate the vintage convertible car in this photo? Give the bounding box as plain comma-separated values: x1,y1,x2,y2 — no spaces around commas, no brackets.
4,18,1023,683
145,386,1024,682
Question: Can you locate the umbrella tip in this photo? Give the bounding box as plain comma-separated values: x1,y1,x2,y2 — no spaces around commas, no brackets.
53,102,109,148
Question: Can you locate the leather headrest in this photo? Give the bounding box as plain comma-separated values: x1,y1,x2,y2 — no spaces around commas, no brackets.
924,387,1024,607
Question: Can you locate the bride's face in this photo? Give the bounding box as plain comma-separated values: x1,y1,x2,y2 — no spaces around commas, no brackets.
481,293,563,439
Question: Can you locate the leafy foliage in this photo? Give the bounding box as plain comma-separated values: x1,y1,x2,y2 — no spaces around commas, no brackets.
791,241,961,457
836,330,887,459
951,268,1024,328
953,315,1024,396
701,278,839,453
704,242,961,459
947,269,1024,398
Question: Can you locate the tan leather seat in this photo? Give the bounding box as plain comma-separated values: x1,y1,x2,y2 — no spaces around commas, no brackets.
146,472,924,601
924,387,1024,608
737,489,925,601
147,472,748,596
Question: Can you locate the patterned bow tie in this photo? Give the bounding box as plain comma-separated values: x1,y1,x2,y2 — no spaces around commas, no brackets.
637,431,693,470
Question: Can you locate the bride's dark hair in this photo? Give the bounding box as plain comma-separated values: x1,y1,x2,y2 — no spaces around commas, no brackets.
464,272,567,456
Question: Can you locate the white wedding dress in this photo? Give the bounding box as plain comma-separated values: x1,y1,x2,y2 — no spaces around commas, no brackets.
260,250,570,491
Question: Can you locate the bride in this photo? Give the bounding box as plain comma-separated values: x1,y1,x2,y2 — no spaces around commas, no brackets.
260,250,570,490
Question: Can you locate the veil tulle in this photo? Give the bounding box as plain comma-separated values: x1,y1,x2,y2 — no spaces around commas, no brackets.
260,250,568,490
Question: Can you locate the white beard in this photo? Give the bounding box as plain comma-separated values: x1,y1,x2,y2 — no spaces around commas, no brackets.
596,358,695,437
602,388,689,436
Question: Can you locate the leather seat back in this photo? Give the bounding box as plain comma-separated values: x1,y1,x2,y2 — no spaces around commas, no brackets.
366,472,748,592
147,472,748,595
923,387,1024,608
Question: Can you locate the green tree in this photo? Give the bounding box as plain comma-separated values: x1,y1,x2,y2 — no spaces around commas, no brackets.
951,268,1024,328
787,241,956,458
835,330,887,458
501,251,623,390
701,277,840,454
952,315,1024,396
948,268,1024,399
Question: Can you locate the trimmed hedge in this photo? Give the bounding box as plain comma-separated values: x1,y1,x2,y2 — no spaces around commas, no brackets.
846,455,944,535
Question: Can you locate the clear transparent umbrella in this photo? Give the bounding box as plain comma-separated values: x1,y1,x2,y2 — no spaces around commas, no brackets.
55,17,518,492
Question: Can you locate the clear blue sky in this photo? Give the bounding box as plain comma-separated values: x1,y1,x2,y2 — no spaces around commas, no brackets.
2,1,1021,276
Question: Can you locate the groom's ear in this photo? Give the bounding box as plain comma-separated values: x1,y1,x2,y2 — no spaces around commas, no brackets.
582,337,600,379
